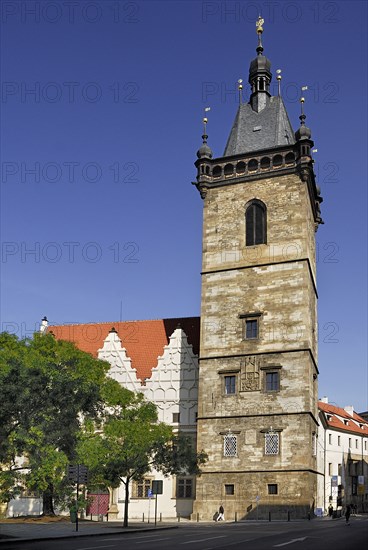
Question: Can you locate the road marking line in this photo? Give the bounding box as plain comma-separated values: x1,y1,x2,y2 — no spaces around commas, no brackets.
273,538,307,547
203,539,254,550
181,535,227,544
131,534,171,539
136,538,169,544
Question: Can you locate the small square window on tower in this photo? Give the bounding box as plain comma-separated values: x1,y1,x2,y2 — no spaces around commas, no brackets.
224,375,236,395
225,484,235,495
245,319,258,339
268,484,278,495
261,365,282,393
172,413,180,423
240,313,262,341
266,372,279,391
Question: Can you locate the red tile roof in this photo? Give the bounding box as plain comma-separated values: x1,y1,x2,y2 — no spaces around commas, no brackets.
318,401,368,436
49,317,200,382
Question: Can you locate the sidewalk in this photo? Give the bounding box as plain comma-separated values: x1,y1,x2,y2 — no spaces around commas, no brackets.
0,519,178,544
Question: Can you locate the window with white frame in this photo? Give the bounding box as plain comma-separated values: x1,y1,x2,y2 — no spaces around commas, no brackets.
134,478,152,498
265,431,279,455
224,434,237,457
177,478,193,498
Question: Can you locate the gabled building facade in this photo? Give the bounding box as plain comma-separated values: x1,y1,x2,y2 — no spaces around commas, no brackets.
50,318,200,520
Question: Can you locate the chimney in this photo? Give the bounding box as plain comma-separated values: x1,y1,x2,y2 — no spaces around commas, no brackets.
320,396,329,404
40,316,48,334
344,405,354,416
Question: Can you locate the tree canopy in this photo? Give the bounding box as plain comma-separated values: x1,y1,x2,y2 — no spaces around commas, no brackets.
77,384,207,526
0,331,113,513
0,331,207,522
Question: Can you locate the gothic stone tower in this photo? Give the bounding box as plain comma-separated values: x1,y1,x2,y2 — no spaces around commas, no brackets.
193,22,323,520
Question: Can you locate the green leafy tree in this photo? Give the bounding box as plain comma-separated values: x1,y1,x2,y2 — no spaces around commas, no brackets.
78,384,207,526
0,333,28,459
0,331,112,515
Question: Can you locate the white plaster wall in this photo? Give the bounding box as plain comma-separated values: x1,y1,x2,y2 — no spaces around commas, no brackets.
98,330,143,393
317,418,368,513
100,327,199,519
7,498,43,517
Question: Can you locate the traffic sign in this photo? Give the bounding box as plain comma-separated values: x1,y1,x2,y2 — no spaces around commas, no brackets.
152,480,163,495
68,464,88,484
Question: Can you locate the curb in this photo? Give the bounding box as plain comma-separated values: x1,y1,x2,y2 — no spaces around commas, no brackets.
0,525,178,545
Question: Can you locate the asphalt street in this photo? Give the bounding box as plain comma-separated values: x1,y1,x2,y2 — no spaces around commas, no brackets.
0,518,366,550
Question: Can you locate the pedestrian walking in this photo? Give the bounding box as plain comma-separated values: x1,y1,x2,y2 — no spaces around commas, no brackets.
345,504,351,525
216,504,225,521
328,504,333,518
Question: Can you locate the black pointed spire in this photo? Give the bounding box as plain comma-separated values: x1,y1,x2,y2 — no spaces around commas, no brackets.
249,16,272,113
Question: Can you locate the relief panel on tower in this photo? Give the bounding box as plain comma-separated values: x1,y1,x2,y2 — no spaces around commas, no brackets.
240,356,261,392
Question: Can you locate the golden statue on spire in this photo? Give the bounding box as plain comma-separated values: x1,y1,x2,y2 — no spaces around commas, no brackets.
256,15,264,34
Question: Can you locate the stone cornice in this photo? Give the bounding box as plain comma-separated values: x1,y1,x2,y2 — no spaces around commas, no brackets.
198,468,321,475
197,410,319,426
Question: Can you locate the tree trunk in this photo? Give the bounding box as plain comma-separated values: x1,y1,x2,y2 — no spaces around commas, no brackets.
42,484,55,516
123,479,130,527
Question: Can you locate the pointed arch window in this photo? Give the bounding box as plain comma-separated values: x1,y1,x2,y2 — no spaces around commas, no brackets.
245,200,267,246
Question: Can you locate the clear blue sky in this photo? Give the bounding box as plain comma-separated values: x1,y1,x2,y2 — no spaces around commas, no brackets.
0,1,367,411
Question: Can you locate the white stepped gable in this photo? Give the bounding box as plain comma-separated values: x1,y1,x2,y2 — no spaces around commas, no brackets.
145,327,198,425
98,328,143,392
